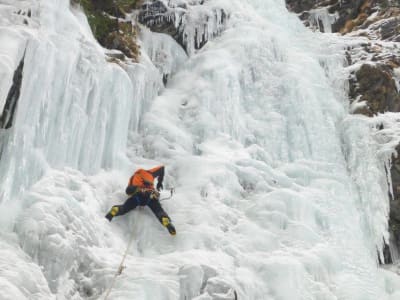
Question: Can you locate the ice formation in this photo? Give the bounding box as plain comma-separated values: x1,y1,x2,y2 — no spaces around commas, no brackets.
138,0,227,55
308,7,339,33
0,0,400,299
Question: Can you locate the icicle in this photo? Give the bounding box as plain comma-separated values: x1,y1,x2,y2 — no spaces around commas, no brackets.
308,7,339,33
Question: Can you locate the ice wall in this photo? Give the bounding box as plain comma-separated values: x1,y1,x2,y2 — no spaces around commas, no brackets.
0,0,164,298
0,0,400,299
0,0,140,216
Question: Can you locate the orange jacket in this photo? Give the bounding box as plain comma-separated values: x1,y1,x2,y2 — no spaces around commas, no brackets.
126,166,164,194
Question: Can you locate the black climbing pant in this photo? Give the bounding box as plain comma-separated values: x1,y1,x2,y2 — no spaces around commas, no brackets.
112,193,170,224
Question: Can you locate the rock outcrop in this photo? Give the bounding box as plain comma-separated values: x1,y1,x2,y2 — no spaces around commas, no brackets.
74,0,227,59
286,0,365,33
138,0,179,39
137,0,227,54
350,63,400,116
71,0,141,61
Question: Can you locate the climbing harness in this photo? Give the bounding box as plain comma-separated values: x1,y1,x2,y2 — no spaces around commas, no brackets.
103,188,175,299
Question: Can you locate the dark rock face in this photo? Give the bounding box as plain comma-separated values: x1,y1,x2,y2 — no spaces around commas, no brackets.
286,0,364,33
286,0,328,14
350,64,400,116
72,0,140,61
330,0,365,33
103,21,140,59
137,0,227,54
380,13,400,42
288,0,400,35
138,1,182,45
0,56,24,129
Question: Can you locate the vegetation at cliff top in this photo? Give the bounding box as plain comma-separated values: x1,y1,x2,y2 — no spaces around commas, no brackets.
73,0,141,60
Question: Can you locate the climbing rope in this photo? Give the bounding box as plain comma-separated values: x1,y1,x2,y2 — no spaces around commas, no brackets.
103,188,175,299
103,225,136,300
160,188,175,202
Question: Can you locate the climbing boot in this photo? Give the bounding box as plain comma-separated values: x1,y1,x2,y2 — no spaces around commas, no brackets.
161,217,176,236
105,206,119,222
166,223,176,236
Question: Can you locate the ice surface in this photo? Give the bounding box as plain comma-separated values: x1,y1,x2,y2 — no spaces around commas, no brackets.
0,0,400,299
139,26,188,82
394,68,400,93
0,232,54,300
0,0,35,115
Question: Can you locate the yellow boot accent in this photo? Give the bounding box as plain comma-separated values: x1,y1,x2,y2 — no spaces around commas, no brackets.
161,217,170,227
110,206,119,217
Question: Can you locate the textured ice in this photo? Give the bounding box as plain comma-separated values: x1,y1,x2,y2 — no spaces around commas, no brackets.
394,68,400,93
0,0,400,299
0,0,34,114
139,26,188,83
139,0,227,55
308,7,339,33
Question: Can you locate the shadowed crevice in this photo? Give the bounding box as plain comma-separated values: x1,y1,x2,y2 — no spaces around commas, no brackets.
0,55,25,129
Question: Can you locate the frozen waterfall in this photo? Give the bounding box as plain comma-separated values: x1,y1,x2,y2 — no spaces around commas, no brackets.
0,0,400,299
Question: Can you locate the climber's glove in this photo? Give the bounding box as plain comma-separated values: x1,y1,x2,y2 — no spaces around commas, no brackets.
150,190,160,200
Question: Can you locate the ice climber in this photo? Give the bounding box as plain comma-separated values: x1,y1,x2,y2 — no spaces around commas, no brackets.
105,165,176,235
